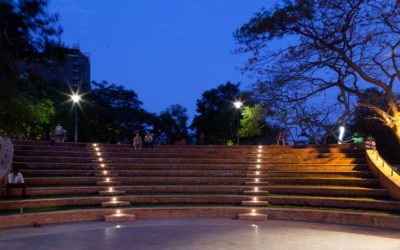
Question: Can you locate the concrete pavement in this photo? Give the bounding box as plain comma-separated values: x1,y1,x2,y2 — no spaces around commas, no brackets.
0,218,399,250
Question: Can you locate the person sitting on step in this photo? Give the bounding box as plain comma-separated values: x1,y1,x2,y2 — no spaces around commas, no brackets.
6,167,26,199
133,133,143,149
144,131,153,148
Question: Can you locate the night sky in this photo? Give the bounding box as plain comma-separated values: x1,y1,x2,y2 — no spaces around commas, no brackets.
48,0,278,120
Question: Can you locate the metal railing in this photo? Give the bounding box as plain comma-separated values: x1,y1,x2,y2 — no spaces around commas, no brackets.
365,140,400,177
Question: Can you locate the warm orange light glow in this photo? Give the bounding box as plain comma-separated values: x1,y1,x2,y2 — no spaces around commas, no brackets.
106,178,110,182
253,197,257,201
112,197,116,201
255,178,259,182
258,146,262,149
252,209,256,213
93,143,97,147
116,209,121,214
258,149,262,153
256,165,260,169
109,187,113,191
256,171,259,175
257,154,261,157
257,159,261,162
101,164,105,168
97,152,101,156
254,187,258,191
99,158,103,162
103,171,107,174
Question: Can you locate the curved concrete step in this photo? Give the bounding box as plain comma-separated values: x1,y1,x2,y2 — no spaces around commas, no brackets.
14,162,370,171
20,169,374,179
23,176,380,187
14,149,365,159
13,156,366,164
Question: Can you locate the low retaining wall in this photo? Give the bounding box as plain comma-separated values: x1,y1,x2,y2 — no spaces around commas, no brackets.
1,207,400,230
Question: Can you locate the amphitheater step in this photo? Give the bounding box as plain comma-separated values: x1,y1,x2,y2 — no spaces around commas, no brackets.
245,178,380,187
101,201,131,207
96,181,121,186
246,171,374,178
243,190,269,195
98,190,126,195
104,213,136,222
238,212,268,221
241,200,269,206
94,172,118,177
13,156,366,164
14,162,369,172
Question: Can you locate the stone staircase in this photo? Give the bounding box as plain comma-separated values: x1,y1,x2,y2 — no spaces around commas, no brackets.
1,141,400,226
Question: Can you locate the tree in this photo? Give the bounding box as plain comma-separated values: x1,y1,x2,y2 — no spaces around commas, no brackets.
239,104,280,145
239,105,263,137
158,104,188,144
82,81,152,143
349,88,400,164
235,0,400,143
0,0,62,137
191,82,240,145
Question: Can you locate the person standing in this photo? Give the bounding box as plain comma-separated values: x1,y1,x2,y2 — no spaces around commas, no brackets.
144,131,153,148
133,133,143,149
55,123,63,143
277,130,287,145
6,168,26,199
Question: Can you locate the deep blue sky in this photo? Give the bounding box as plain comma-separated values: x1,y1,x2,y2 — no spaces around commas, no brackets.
48,0,277,120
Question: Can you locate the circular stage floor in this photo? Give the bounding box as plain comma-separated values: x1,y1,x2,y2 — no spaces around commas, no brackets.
0,218,399,250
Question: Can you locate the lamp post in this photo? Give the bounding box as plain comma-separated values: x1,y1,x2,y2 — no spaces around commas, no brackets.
234,101,243,145
71,94,81,143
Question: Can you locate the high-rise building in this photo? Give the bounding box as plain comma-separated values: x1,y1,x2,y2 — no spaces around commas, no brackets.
23,46,91,91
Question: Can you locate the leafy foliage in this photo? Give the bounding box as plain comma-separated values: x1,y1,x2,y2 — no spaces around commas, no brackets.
239,105,263,137
157,104,188,144
0,0,61,137
191,82,240,145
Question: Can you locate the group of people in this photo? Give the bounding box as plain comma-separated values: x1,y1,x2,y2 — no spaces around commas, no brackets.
133,131,153,149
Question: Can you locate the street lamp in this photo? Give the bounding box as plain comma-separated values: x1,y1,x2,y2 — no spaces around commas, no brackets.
234,101,243,145
71,93,81,143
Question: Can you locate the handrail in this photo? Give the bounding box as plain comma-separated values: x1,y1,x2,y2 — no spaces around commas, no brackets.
365,141,400,200
0,138,13,189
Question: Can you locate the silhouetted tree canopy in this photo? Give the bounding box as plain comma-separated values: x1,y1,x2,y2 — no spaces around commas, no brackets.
235,0,400,143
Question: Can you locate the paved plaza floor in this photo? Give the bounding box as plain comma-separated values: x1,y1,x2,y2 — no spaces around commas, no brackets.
0,217,400,250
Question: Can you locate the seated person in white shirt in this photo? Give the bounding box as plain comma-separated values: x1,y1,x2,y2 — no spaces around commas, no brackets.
6,168,26,199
